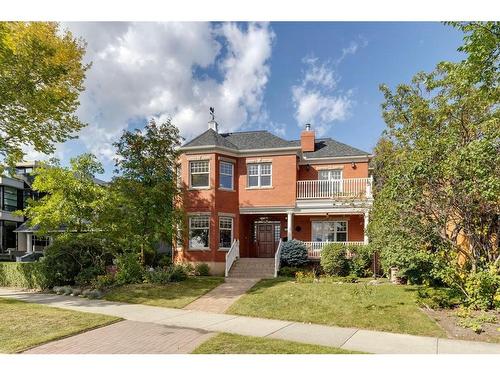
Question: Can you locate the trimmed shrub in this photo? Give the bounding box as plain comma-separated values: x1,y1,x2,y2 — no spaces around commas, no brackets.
169,264,189,282
194,263,210,276
115,252,144,285
0,262,48,290
280,240,309,267
320,243,350,276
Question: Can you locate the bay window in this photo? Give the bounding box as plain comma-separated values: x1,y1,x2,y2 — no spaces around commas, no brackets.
247,163,272,188
189,216,210,249
219,161,234,190
190,160,209,188
311,221,347,242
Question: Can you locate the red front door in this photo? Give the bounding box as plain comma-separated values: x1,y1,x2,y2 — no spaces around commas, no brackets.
257,223,276,258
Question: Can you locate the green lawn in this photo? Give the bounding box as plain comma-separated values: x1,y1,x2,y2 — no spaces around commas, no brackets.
104,276,225,308
0,298,120,353
192,332,362,354
226,278,446,338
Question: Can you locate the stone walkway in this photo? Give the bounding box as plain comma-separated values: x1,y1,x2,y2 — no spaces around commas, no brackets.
24,320,215,354
184,278,259,313
1,288,500,354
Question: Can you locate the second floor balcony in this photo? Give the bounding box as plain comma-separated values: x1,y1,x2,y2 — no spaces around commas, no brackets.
297,177,373,200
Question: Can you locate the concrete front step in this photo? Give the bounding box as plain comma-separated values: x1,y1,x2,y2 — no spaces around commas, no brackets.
228,258,275,278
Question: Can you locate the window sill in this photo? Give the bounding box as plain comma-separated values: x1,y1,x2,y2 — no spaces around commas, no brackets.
188,248,210,252
188,187,211,191
218,248,230,252
218,187,236,192
245,186,273,190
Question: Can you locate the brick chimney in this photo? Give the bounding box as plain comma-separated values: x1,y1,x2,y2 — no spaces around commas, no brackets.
300,124,315,152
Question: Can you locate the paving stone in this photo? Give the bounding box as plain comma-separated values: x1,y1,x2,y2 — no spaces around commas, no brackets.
184,278,259,313
24,321,215,354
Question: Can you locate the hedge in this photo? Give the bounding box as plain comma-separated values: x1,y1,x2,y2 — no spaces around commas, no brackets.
0,262,48,290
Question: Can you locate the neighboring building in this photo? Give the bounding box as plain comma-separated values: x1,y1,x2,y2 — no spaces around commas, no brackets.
0,161,52,258
174,118,373,276
0,175,25,255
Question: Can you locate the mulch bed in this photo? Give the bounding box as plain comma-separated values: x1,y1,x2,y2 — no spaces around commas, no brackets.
423,308,500,344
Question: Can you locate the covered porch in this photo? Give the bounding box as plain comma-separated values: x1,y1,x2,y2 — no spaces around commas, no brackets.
237,208,369,259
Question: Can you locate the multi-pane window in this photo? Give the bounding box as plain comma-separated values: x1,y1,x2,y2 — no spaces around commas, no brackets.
318,169,342,180
247,163,272,188
189,216,210,249
2,186,18,212
219,161,234,190
311,221,348,242
219,217,233,248
190,161,209,188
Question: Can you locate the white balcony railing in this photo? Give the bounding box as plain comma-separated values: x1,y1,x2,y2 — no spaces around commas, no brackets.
225,239,239,277
297,177,373,200
303,241,365,258
274,239,283,277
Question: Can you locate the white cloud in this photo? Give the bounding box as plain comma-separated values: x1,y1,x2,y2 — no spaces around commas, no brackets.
63,22,274,160
292,38,367,136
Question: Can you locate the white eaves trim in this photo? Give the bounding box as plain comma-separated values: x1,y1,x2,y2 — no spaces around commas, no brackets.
299,154,373,164
180,145,302,157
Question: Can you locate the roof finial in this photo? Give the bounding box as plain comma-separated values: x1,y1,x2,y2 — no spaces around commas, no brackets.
208,107,218,132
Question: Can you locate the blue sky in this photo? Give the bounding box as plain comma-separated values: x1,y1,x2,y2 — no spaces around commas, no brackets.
26,22,464,180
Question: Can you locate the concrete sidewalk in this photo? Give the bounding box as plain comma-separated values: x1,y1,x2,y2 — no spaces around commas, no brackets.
1,288,499,354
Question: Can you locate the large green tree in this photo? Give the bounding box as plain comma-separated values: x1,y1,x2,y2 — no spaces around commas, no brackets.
23,154,107,234
108,119,182,261
0,22,89,170
369,23,499,301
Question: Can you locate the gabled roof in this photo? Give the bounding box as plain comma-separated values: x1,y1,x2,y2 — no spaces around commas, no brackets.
181,128,370,158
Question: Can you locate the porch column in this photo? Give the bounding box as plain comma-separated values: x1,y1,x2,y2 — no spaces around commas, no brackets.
363,211,369,245
26,233,33,253
287,211,293,240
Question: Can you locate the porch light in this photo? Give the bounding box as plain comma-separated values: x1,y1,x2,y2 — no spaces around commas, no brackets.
351,162,357,169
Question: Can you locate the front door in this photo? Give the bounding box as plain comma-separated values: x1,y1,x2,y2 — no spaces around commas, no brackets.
256,223,275,258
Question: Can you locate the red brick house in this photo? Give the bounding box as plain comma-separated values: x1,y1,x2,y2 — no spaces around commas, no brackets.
174,119,373,277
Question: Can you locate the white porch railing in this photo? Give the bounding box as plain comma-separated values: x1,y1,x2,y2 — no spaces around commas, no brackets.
303,241,365,259
297,177,373,200
274,239,283,277
225,239,239,277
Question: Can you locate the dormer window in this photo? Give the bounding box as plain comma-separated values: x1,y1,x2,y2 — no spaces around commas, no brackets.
189,160,209,188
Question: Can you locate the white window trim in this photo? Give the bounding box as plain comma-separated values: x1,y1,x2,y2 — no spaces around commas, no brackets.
219,161,234,190
247,163,272,188
311,220,348,242
189,160,210,189
188,215,210,251
218,216,234,251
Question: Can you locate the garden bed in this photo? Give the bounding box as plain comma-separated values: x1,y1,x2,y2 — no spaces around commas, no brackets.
424,308,500,344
